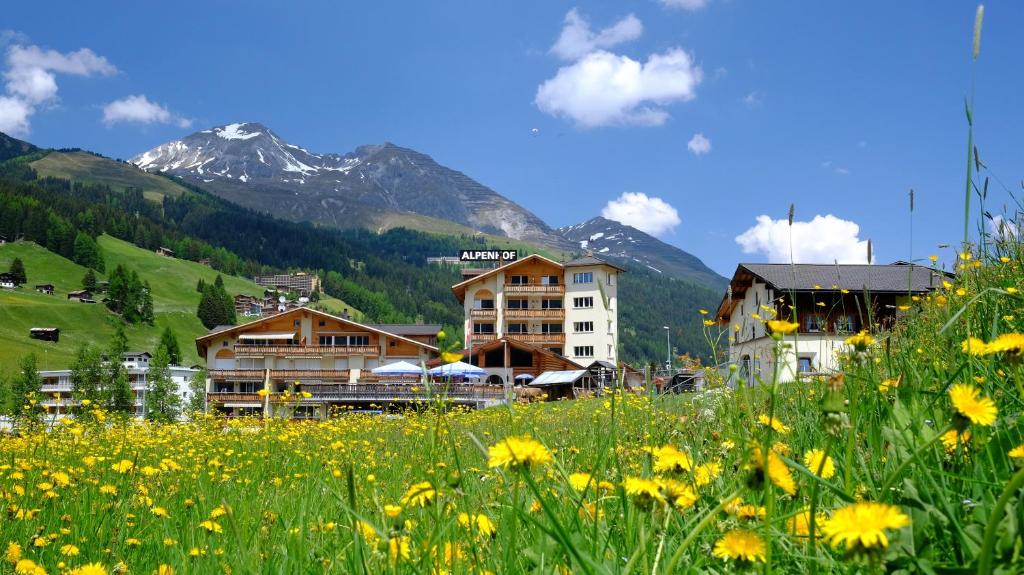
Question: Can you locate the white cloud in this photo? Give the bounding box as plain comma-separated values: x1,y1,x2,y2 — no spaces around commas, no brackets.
550,9,643,61
536,48,702,127
989,215,1021,239
0,43,116,136
735,214,871,264
687,132,711,155
601,192,681,236
102,94,191,128
742,91,761,108
659,0,709,11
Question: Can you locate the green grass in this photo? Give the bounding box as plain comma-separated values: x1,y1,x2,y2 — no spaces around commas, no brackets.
31,151,191,201
0,236,358,373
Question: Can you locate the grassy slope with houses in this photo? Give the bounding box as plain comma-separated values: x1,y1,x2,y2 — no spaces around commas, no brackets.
0,235,359,374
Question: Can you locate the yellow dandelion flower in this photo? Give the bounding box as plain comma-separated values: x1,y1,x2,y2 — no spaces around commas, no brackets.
803,449,836,479
657,478,698,510
389,536,411,561
693,461,722,486
384,505,402,518
151,507,169,518
157,566,174,575
652,445,693,473
878,377,900,393
400,481,438,507
712,530,766,563
199,520,222,534
788,508,827,537
949,384,998,426
821,502,910,550
357,521,379,546
622,477,664,507
15,559,47,575
844,330,875,350
60,544,79,556
440,351,463,364
984,333,1024,355
111,460,134,474
961,337,988,356
756,414,790,434
6,541,22,564
487,435,552,469
474,514,497,537
941,429,971,453
1008,445,1024,459
70,563,108,575
568,472,594,491
766,320,799,335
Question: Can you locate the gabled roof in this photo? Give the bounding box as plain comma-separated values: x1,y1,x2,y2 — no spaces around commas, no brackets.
451,253,564,303
563,254,626,272
367,324,442,337
715,262,949,320
195,306,439,355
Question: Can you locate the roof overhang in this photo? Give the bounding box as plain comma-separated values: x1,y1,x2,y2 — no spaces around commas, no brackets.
451,254,565,304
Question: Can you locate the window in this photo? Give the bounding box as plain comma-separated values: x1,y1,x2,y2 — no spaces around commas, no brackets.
574,321,594,333
549,347,563,356
240,381,260,393
541,275,560,285
507,298,527,309
318,320,326,327
804,314,824,332
798,356,814,373
320,335,370,346
507,323,528,334
509,275,529,285
294,319,301,327
574,346,594,357
573,296,594,309
607,273,615,286
541,323,562,334
834,315,855,333
473,299,495,310
573,272,593,284
541,299,562,309
473,323,495,334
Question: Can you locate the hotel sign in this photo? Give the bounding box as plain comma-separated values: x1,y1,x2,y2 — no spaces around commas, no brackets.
459,250,518,262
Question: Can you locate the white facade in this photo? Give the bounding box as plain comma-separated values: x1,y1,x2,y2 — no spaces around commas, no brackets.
456,255,619,366
38,360,199,419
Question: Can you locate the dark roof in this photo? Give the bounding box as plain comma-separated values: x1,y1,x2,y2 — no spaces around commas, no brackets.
123,351,152,358
206,324,236,335
563,254,626,271
738,263,946,292
368,324,442,336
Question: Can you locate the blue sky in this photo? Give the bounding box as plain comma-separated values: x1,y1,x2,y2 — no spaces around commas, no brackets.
2,1,1021,276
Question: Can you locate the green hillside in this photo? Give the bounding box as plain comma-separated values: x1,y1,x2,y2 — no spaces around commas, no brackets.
0,236,358,374
31,151,190,202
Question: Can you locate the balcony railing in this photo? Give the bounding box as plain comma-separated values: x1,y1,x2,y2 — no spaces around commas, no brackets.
300,383,505,401
504,284,565,294
470,333,497,342
269,369,351,381
470,308,497,320
210,369,266,380
504,308,564,319
234,345,379,356
507,333,565,344
207,393,263,403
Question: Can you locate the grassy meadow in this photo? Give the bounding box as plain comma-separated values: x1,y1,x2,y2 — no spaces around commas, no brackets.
30,152,190,203
0,235,358,373
3,236,1024,574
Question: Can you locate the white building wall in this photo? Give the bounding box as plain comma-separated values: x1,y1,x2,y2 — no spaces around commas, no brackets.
565,266,618,364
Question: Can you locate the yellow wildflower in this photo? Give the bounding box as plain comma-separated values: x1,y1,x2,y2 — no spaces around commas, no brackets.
712,530,766,563
487,436,552,469
400,481,438,507
949,383,998,426
803,449,836,479
756,414,790,434
651,445,693,473
821,502,910,551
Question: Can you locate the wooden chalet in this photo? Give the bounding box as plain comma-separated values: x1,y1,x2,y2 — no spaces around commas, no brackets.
34,284,55,295
29,327,59,342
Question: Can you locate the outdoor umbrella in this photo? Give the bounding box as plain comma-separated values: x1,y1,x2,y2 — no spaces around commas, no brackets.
371,361,424,376
514,373,535,382
427,361,487,379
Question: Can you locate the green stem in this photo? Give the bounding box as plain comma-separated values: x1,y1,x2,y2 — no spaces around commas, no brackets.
806,437,837,575
977,466,1024,575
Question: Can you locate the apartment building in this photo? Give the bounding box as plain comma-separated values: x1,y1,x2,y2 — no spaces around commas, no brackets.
252,273,321,296
38,352,200,419
715,263,947,383
451,253,622,375
194,307,473,418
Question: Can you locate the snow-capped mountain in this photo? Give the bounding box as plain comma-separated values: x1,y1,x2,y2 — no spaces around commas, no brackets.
558,216,726,287
132,123,570,248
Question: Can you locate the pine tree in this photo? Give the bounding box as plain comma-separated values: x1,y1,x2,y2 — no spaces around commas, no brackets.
158,327,182,365
196,277,206,293
197,284,221,329
10,353,41,416
140,281,154,325
70,344,105,408
82,268,97,292
106,324,134,415
73,232,105,272
9,257,26,285
145,346,180,422
214,274,224,289
186,368,208,417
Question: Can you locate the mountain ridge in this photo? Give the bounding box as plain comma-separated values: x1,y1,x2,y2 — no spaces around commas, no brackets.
131,123,573,250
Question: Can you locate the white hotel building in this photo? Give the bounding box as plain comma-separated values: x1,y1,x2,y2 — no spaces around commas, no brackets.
451,253,622,376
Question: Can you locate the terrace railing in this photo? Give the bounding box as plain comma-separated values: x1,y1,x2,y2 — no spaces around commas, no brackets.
234,345,379,356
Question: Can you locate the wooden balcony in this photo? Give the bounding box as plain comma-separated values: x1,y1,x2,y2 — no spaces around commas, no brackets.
269,369,351,381
471,333,498,343
300,383,505,402
504,308,564,319
234,345,379,357
207,393,263,403
507,333,565,345
209,369,266,381
504,284,564,295
470,308,497,320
